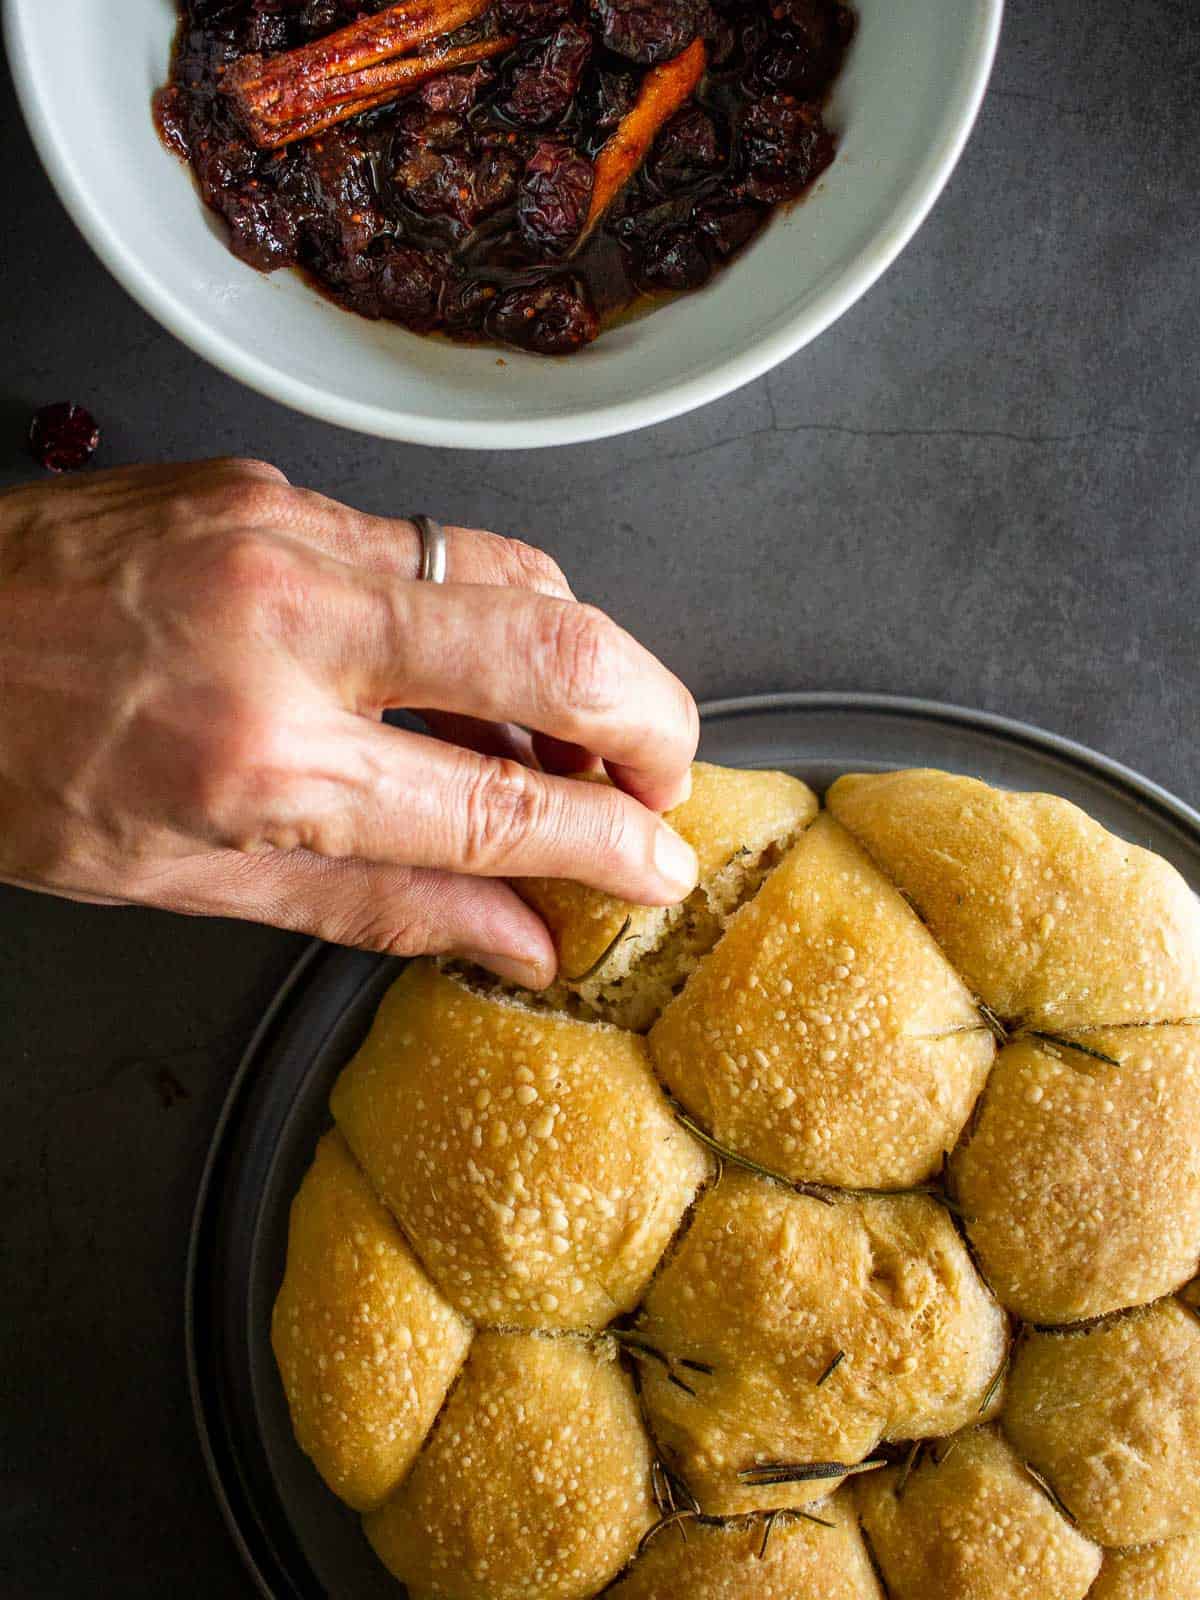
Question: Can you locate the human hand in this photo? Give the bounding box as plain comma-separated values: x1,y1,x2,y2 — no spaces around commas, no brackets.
0,458,699,987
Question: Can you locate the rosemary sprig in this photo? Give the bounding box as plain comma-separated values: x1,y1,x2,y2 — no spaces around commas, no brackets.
895,1440,923,1500
978,1349,1010,1414
1022,1462,1078,1526
570,915,633,983
608,1329,713,1398
1028,1031,1122,1068
816,1350,846,1388
674,1113,836,1205
637,1510,696,1554
738,1458,887,1487
674,1112,969,1218
795,1509,837,1529
757,1509,780,1561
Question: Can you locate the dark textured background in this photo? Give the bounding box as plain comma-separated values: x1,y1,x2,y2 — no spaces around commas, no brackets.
3,1,1198,1593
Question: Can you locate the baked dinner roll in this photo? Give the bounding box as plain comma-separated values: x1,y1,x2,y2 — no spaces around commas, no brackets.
1089,1530,1200,1598
828,770,1200,1030
854,1426,1101,1600
649,813,994,1188
519,762,818,1030
605,1489,883,1600
951,1027,1200,1323
1003,1301,1200,1546
633,1171,1007,1515
270,1131,472,1512
364,1331,656,1600
331,962,709,1330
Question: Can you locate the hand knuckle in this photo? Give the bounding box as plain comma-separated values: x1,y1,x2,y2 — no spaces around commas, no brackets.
188,701,291,839
545,602,622,715
460,759,544,870
212,456,290,487
504,537,568,596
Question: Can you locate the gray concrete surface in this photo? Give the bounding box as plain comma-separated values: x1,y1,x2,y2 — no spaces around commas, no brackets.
2,0,1197,1593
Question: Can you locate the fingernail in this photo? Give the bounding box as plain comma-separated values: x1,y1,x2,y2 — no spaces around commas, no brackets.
462,950,554,990
654,825,699,899
672,768,694,808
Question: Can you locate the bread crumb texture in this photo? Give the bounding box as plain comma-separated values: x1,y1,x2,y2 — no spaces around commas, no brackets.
855,1426,1101,1600
268,764,1200,1599
605,1488,883,1600
364,1332,655,1599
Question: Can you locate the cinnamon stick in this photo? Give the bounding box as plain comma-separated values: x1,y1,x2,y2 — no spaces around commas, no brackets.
245,35,516,149
225,0,495,146
573,38,706,249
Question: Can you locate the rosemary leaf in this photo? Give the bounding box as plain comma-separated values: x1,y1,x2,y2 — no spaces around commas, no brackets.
931,1437,960,1468
610,1331,670,1368
816,1350,846,1388
978,1001,1009,1043
895,1440,923,1500
1022,1462,1078,1526
757,1509,780,1561
1029,1031,1122,1068
680,1357,716,1375
637,1510,695,1555
668,1372,698,1397
739,1459,887,1487
796,1509,837,1529
979,1350,1010,1414
571,915,632,983
675,1113,837,1205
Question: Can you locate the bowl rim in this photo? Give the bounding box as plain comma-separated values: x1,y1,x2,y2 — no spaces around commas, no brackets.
5,0,1003,450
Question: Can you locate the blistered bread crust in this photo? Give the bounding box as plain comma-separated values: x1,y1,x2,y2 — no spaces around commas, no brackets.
827,769,1200,1028
364,1332,656,1600
951,1027,1200,1323
855,1426,1101,1600
633,1173,1007,1515
270,763,1200,1600
1089,1528,1200,1599
270,1131,472,1511
650,815,994,1187
331,962,709,1329
605,1489,883,1600
1003,1301,1200,1547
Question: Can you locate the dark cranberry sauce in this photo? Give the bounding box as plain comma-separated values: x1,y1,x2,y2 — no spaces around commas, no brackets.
156,0,854,355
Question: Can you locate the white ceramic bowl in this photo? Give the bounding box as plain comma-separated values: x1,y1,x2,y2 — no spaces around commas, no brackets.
7,0,1000,449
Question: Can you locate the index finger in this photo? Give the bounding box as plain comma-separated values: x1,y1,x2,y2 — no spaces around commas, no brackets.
338,580,699,813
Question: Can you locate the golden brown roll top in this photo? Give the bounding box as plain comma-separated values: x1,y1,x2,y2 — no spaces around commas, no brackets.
518,762,818,1029
649,813,994,1189
950,1027,1200,1323
1003,1300,1200,1547
330,961,710,1330
854,1426,1101,1600
827,769,1200,1030
605,1490,883,1600
630,1171,1007,1515
269,1131,472,1511
1089,1530,1200,1598
364,1332,656,1600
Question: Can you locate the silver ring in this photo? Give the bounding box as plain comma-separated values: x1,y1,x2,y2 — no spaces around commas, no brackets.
412,515,448,584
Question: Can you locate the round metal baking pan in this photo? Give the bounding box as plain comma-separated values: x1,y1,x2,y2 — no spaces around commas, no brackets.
187,692,1200,1600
